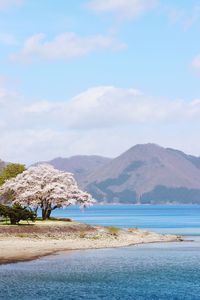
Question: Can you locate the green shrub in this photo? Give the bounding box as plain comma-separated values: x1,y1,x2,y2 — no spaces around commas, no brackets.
79,226,87,238
0,164,25,186
0,203,36,225
90,235,100,240
15,233,29,238
107,226,120,236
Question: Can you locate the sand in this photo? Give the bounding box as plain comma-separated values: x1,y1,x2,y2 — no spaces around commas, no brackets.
0,226,182,264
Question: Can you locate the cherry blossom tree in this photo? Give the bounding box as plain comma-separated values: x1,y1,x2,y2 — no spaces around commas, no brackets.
0,164,95,220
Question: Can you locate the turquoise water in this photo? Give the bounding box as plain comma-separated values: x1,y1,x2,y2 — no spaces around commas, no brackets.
1,205,200,300
52,204,200,235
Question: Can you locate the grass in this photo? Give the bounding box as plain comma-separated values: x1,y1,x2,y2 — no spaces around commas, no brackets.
0,218,78,227
107,226,120,236
0,220,96,238
15,233,29,238
32,220,78,226
79,225,88,238
90,235,101,240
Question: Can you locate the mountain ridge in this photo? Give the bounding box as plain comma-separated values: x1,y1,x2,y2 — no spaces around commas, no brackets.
34,155,111,182
34,144,200,204
81,144,200,203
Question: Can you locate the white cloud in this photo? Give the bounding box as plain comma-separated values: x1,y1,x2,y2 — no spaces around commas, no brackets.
87,0,158,19
11,32,126,63
0,0,23,10
1,83,200,164
23,86,199,130
23,101,55,113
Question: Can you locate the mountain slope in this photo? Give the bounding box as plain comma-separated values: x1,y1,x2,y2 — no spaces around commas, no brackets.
35,155,111,181
166,148,200,169
82,144,200,204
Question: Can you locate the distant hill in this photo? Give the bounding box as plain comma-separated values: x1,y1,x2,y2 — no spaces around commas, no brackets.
33,145,200,204
35,155,111,182
81,144,200,204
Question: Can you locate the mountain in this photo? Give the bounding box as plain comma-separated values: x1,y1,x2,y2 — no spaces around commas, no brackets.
33,145,200,204
82,144,200,204
35,155,111,182
166,148,200,169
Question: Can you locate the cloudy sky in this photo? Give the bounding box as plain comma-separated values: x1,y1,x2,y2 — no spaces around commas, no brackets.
1,0,200,165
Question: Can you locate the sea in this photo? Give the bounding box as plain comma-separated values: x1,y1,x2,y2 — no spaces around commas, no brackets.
1,205,200,300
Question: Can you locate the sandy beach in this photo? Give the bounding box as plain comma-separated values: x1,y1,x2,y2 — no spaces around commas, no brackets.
0,223,182,264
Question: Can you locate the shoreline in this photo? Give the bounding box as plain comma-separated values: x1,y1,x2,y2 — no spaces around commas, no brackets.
0,225,182,265
0,239,180,266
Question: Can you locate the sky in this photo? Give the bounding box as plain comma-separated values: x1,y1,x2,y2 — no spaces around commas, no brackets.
1,0,200,165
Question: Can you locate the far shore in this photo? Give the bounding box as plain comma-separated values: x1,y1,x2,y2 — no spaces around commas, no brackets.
90,203,200,206
0,220,183,265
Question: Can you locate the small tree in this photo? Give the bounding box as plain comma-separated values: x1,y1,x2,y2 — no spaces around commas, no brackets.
0,164,95,220
0,204,36,225
0,164,26,186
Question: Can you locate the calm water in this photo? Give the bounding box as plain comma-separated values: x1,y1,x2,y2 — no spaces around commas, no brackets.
52,204,200,235
1,205,200,300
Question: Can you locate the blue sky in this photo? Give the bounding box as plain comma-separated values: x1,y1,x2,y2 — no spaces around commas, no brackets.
0,0,200,164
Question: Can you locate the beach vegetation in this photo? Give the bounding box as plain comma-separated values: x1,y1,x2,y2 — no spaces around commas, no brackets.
79,226,87,238
15,233,29,238
90,235,100,240
107,226,120,236
0,203,36,225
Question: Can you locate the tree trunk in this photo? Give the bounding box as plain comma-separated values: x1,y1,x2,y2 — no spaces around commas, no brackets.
42,207,52,220
46,209,52,219
10,217,17,225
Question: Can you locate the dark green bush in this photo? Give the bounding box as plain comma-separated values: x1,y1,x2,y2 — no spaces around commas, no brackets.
0,203,36,225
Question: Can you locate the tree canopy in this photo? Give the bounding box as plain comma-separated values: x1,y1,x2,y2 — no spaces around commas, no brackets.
0,160,5,174
0,163,26,186
0,164,95,219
